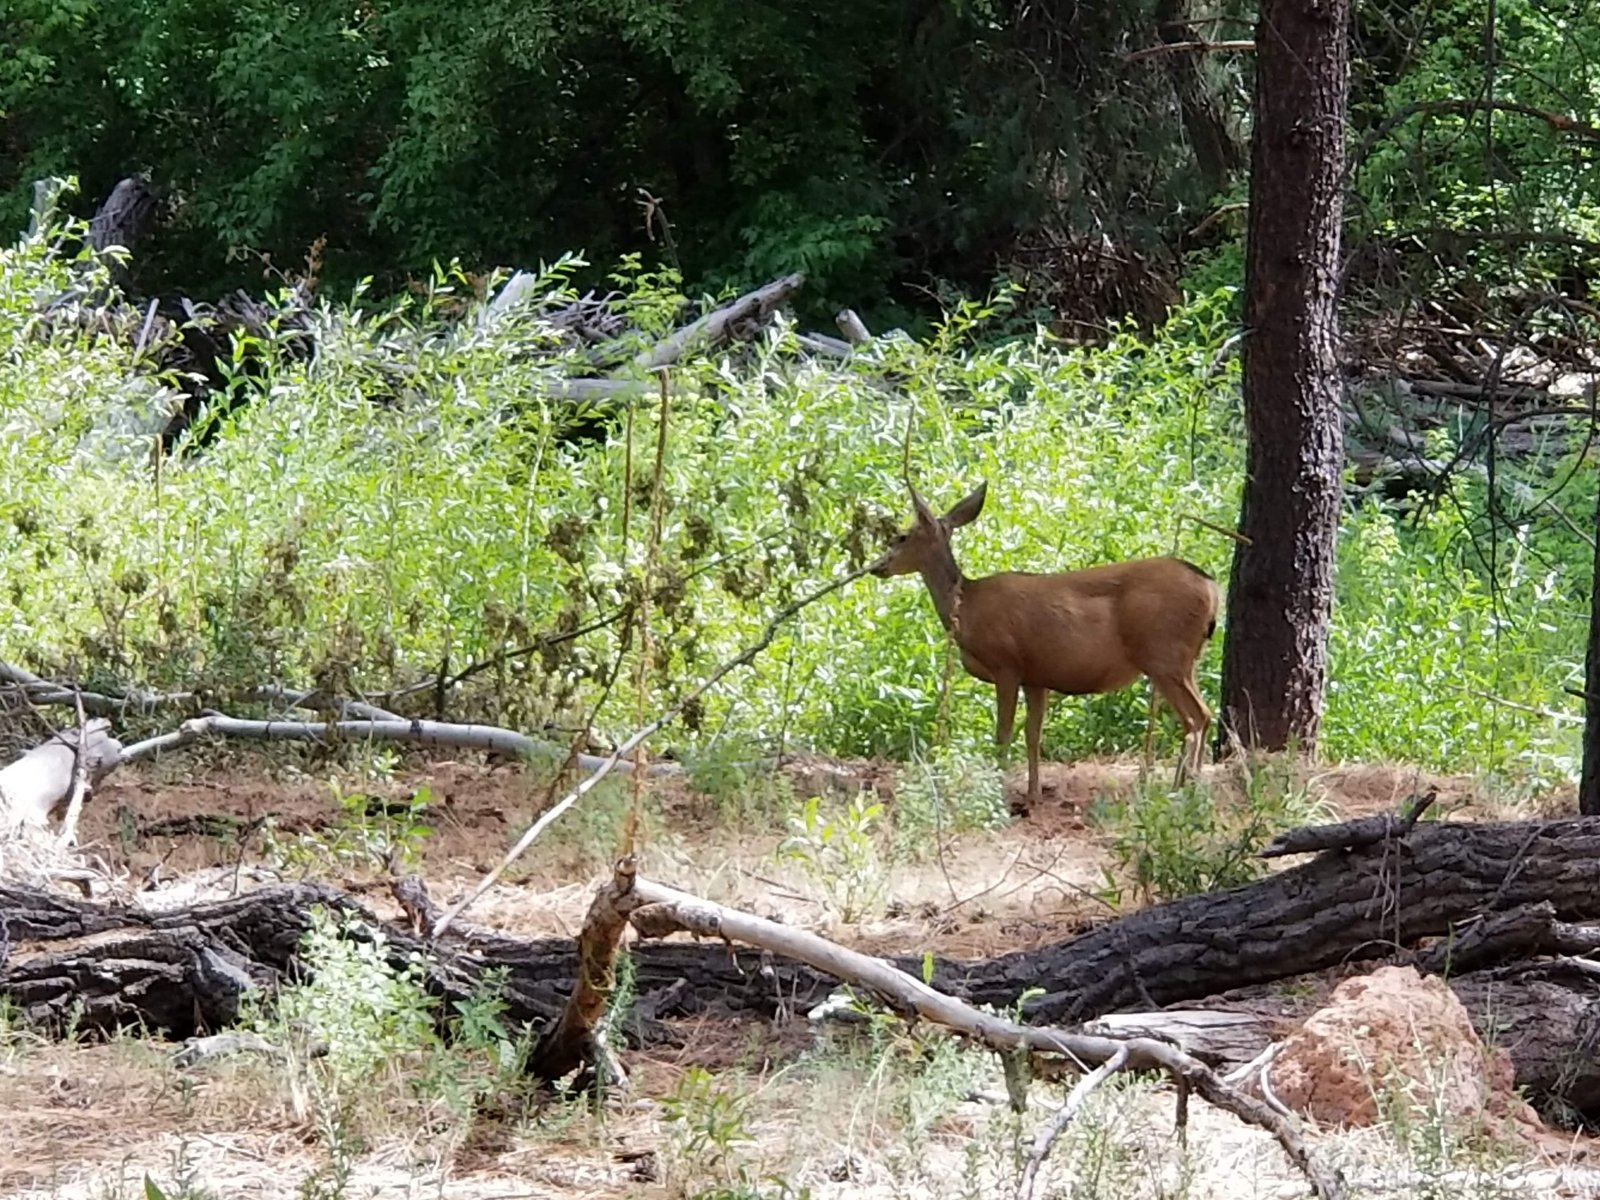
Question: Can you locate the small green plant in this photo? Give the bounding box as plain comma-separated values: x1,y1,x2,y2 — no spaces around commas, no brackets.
264,780,434,875
891,744,1010,860
256,906,440,1092
661,1065,806,1199
1090,757,1325,905
684,739,796,828
1363,1042,1521,1199
139,1139,217,1200
777,791,887,922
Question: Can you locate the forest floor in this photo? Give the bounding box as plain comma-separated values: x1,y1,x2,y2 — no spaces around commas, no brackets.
3,753,1597,1199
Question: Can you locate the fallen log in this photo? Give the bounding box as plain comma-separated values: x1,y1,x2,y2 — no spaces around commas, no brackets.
6,816,1600,1122
954,816,1600,1023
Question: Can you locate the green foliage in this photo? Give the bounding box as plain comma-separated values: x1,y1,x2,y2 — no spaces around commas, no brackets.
662,1066,812,1200
248,907,528,1137
777,792,887,923
0,0,1227,321
1349,0,1600,307
1,228,1594,787
891,744,1011,860
1090,759,1328,905
265,780,435,876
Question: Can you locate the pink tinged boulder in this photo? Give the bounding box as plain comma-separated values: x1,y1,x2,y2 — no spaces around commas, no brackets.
1270,965,1547,1146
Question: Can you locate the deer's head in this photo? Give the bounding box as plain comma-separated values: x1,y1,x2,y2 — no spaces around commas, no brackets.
868,480,988,577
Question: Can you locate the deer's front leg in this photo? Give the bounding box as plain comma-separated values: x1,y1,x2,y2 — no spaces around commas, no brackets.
994,677,1019,747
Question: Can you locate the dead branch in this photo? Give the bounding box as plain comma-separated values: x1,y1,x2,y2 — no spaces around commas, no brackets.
427,565,868,938
1412,901,1600,975
525,855,647,1086
1356,99,1600,170
54,690,91,849
1018,1046,1129,1200
1125,39,1254,62
116,712,675,779
0,661,197,717
1258,789,1436,858
835,309,872,345
527,273,810,402
624,874,1343,1200
639,273,805,371
0,662,401,723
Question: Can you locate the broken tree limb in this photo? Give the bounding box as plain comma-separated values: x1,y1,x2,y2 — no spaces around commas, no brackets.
54,691,92,849
0,721,123,830
1019,1046,1130,1200
427,564,869,938
0,662,401,723
1258,789,1436,858
0,661,197,717
835,309,872,345
0,881,566,1037
638,273,805,372
623,874,1343,1200
5,843,1600,1120
525,855,647,1085
1412,901,1600,976
524,274,810,403
969,816,1600,1024
116,712,676,779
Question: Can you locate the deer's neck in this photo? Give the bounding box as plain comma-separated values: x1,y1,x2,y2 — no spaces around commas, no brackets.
918,550,967,637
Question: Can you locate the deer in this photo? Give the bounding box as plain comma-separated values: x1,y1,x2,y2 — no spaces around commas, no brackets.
867,478,1222,813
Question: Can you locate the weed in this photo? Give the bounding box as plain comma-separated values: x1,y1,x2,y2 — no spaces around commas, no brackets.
139,1140,218,1200
1359,1040,1522,1199
683,739,795,828
776,791,886,922
1090,756,1326,905
263,780,434,875
891,744,1010,860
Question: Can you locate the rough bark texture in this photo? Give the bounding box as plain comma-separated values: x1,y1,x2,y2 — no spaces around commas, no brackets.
6,818,1600,1120
1582,481,1600,813
1218,0,1350,751
525,858,645,1083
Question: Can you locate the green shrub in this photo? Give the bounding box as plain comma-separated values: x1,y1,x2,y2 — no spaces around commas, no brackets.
1089,758,1328,905
1,225,1591,786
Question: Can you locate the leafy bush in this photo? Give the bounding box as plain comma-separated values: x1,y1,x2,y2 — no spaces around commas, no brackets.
0,225,1593,785
1089,758,1329,905
891,744,1010,860
777,792,887,922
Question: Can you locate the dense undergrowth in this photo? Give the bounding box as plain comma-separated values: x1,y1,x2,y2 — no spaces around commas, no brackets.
0,221,1589,785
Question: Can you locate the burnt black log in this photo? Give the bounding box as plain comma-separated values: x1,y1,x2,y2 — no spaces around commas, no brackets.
5,817,1600,1121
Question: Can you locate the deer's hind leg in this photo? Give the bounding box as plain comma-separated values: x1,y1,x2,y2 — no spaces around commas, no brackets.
1151,672,1212,785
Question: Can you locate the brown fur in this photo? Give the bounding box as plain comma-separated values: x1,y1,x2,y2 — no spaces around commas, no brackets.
869,480,1221,810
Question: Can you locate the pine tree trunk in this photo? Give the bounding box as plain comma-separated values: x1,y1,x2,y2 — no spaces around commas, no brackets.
1580,486,1600,814
1218,0,1351,752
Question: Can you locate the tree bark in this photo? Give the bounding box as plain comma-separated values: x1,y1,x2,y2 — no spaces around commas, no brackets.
1217,0,1350,752
6,819,1600,1105
1581,480,1600,813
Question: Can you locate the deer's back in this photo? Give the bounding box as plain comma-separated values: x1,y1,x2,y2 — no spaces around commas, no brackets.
957,556,1220,694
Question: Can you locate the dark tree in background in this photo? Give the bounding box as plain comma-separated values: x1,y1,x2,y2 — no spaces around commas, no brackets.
1217,0,1351,753
1582,502,1600,814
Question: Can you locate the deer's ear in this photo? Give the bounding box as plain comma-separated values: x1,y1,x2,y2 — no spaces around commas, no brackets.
942,481,987,529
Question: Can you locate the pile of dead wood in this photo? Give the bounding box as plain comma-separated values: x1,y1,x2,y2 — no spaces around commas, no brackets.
26,176,887,455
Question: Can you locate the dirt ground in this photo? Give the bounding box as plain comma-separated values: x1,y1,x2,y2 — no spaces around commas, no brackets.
2,752,1594,1199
